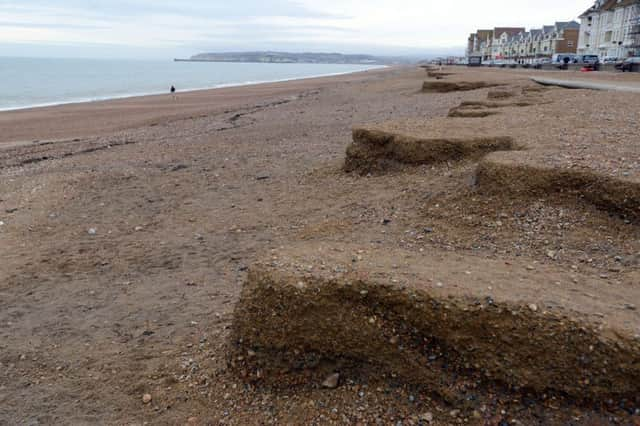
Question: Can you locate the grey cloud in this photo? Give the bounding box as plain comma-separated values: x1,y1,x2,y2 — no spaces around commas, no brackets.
0,20,107,29
3,0,348,19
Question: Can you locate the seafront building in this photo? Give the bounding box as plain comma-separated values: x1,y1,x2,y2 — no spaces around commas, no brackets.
577,0,640,58
466,22,580,62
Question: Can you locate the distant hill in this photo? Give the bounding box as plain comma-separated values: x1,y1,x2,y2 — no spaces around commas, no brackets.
175,51,410,65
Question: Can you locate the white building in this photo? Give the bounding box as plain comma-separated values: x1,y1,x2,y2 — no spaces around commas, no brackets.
578,0,640,59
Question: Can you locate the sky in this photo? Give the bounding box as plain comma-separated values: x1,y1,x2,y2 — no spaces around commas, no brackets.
0,0,592,59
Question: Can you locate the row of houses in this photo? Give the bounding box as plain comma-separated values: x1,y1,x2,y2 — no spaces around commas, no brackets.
466,0,640,61
467,23,580,62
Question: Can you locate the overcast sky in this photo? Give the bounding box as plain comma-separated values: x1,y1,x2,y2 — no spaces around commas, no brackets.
0,0,591,59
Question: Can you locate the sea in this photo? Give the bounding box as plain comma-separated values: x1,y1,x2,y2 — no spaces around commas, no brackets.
0,57,382,111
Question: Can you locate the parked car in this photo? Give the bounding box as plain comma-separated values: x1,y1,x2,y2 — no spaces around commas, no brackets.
487,60,507,67
552,53,577,64
602,57,619,64
615,57,640,72
531,57,551,69
577,55,600,65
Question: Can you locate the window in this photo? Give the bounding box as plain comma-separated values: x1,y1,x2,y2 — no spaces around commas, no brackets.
604,31,613,42
568,41,574,47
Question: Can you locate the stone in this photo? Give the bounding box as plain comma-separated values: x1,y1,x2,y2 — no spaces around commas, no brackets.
88,228,97,235
322,373,340,389
528,304,538,312
142,394,152,404
419,412,434,422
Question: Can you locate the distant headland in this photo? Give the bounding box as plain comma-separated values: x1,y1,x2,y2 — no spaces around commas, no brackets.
174,51,406,65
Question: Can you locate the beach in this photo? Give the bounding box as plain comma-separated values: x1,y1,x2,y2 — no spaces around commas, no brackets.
2,65,640,425
0,66,388,145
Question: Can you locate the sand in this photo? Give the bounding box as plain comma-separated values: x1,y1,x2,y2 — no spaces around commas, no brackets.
1,65,640,425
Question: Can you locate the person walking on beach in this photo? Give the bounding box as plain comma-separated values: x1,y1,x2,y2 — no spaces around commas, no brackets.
170,85,176,100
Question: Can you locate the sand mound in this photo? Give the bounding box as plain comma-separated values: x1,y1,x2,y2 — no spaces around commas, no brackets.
344,121,515,174
487,89,516,100
477,152,640,222
521,84,548,94
422,81,501,93
231,243,640,404
446,97,546,118
447,107,500,118
426,71,454,79
459,99,540,108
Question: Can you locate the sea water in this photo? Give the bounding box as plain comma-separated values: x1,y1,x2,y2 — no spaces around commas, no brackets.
0,57,381,111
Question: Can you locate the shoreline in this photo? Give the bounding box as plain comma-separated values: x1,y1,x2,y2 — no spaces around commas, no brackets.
0,64,385,113
0,65,395,145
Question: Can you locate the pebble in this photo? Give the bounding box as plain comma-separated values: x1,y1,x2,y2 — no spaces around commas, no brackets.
322,373,340,389
419,412,434,422
0,221,4,226
187,417,198,424
142,394,152,404
88,228,97,235
528,304,538,312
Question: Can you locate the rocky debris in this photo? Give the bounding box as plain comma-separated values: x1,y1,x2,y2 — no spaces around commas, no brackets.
419,412,434,423
142,393,152,404
322,373,340,389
